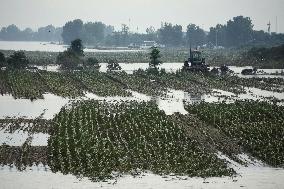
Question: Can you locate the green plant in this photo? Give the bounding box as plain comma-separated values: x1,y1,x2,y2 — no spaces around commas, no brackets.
0,51,6,67
149,47,162,69
48,100,233,181
7,51,29,69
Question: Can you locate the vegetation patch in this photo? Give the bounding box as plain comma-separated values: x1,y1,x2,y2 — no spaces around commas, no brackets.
185,101,284,167
48,100,234,181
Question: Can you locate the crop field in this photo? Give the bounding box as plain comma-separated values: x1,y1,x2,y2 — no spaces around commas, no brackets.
0,66,284,185
48,100,234,180
186,101,284,167
1,48,270,68
1,69,284,99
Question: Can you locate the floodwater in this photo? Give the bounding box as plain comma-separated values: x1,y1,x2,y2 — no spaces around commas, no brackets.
0,41,144,52
0,86,283,120
0,93,69,119
229,66,284,79
0,129,49,146
98,62,184,74
1,154,284,189
34,63,284,78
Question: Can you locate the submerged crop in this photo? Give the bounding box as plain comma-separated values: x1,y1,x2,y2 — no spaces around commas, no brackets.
48,100,234,181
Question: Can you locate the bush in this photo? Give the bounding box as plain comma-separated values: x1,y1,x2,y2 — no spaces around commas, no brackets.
149,47,162,69
0,52,6,67
68,39,84,56
7,51,29,69
84,57,100,69
56,51,83,70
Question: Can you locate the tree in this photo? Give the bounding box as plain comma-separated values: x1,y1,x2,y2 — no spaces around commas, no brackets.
68,39,84,56
149,47,162,69
7,51,29,69
186,24,206,47
207,24,227,47
226,16,254,47
57,39,84,70
22,28,34,41
0,52,6,67
82,22,106,44
62,19,84,44
37,25,55,41
146,26,157,41
56,50,82,70
0,25,21,40
158,23,183,47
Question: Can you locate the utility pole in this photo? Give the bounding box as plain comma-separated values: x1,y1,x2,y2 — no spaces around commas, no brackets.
267,21,271,34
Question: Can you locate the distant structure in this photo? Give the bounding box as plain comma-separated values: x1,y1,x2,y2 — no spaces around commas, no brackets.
267,21,271,34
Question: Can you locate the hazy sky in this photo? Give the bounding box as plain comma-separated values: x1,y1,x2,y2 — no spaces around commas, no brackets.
0,0,283,33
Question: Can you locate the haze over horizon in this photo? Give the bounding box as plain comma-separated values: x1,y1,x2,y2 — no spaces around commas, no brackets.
0,0,283,33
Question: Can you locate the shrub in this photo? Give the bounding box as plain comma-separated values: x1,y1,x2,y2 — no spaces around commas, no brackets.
68,39,84,56
7,51,29,69
149,47,162,69
56,51,83,70
84,57,100,69
0,51,6,67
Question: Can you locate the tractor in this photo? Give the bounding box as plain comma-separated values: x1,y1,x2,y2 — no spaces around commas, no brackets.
183,49,209,72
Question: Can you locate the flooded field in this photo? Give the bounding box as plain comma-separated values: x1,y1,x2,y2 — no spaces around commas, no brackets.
0,93,69,119
1,61,283,189
0,41,145,53
33,63,284,79
1,154,284,189
1,0,284,186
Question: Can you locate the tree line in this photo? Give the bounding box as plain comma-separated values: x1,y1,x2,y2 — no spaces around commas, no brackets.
1,16,284,47
0,24,62,42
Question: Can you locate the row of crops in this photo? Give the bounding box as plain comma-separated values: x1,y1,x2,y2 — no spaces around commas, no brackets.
48,100,234,181
72,71,131,97
0,144,47,169
0,69,283,100
185,100,284,167
0,70,132,99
